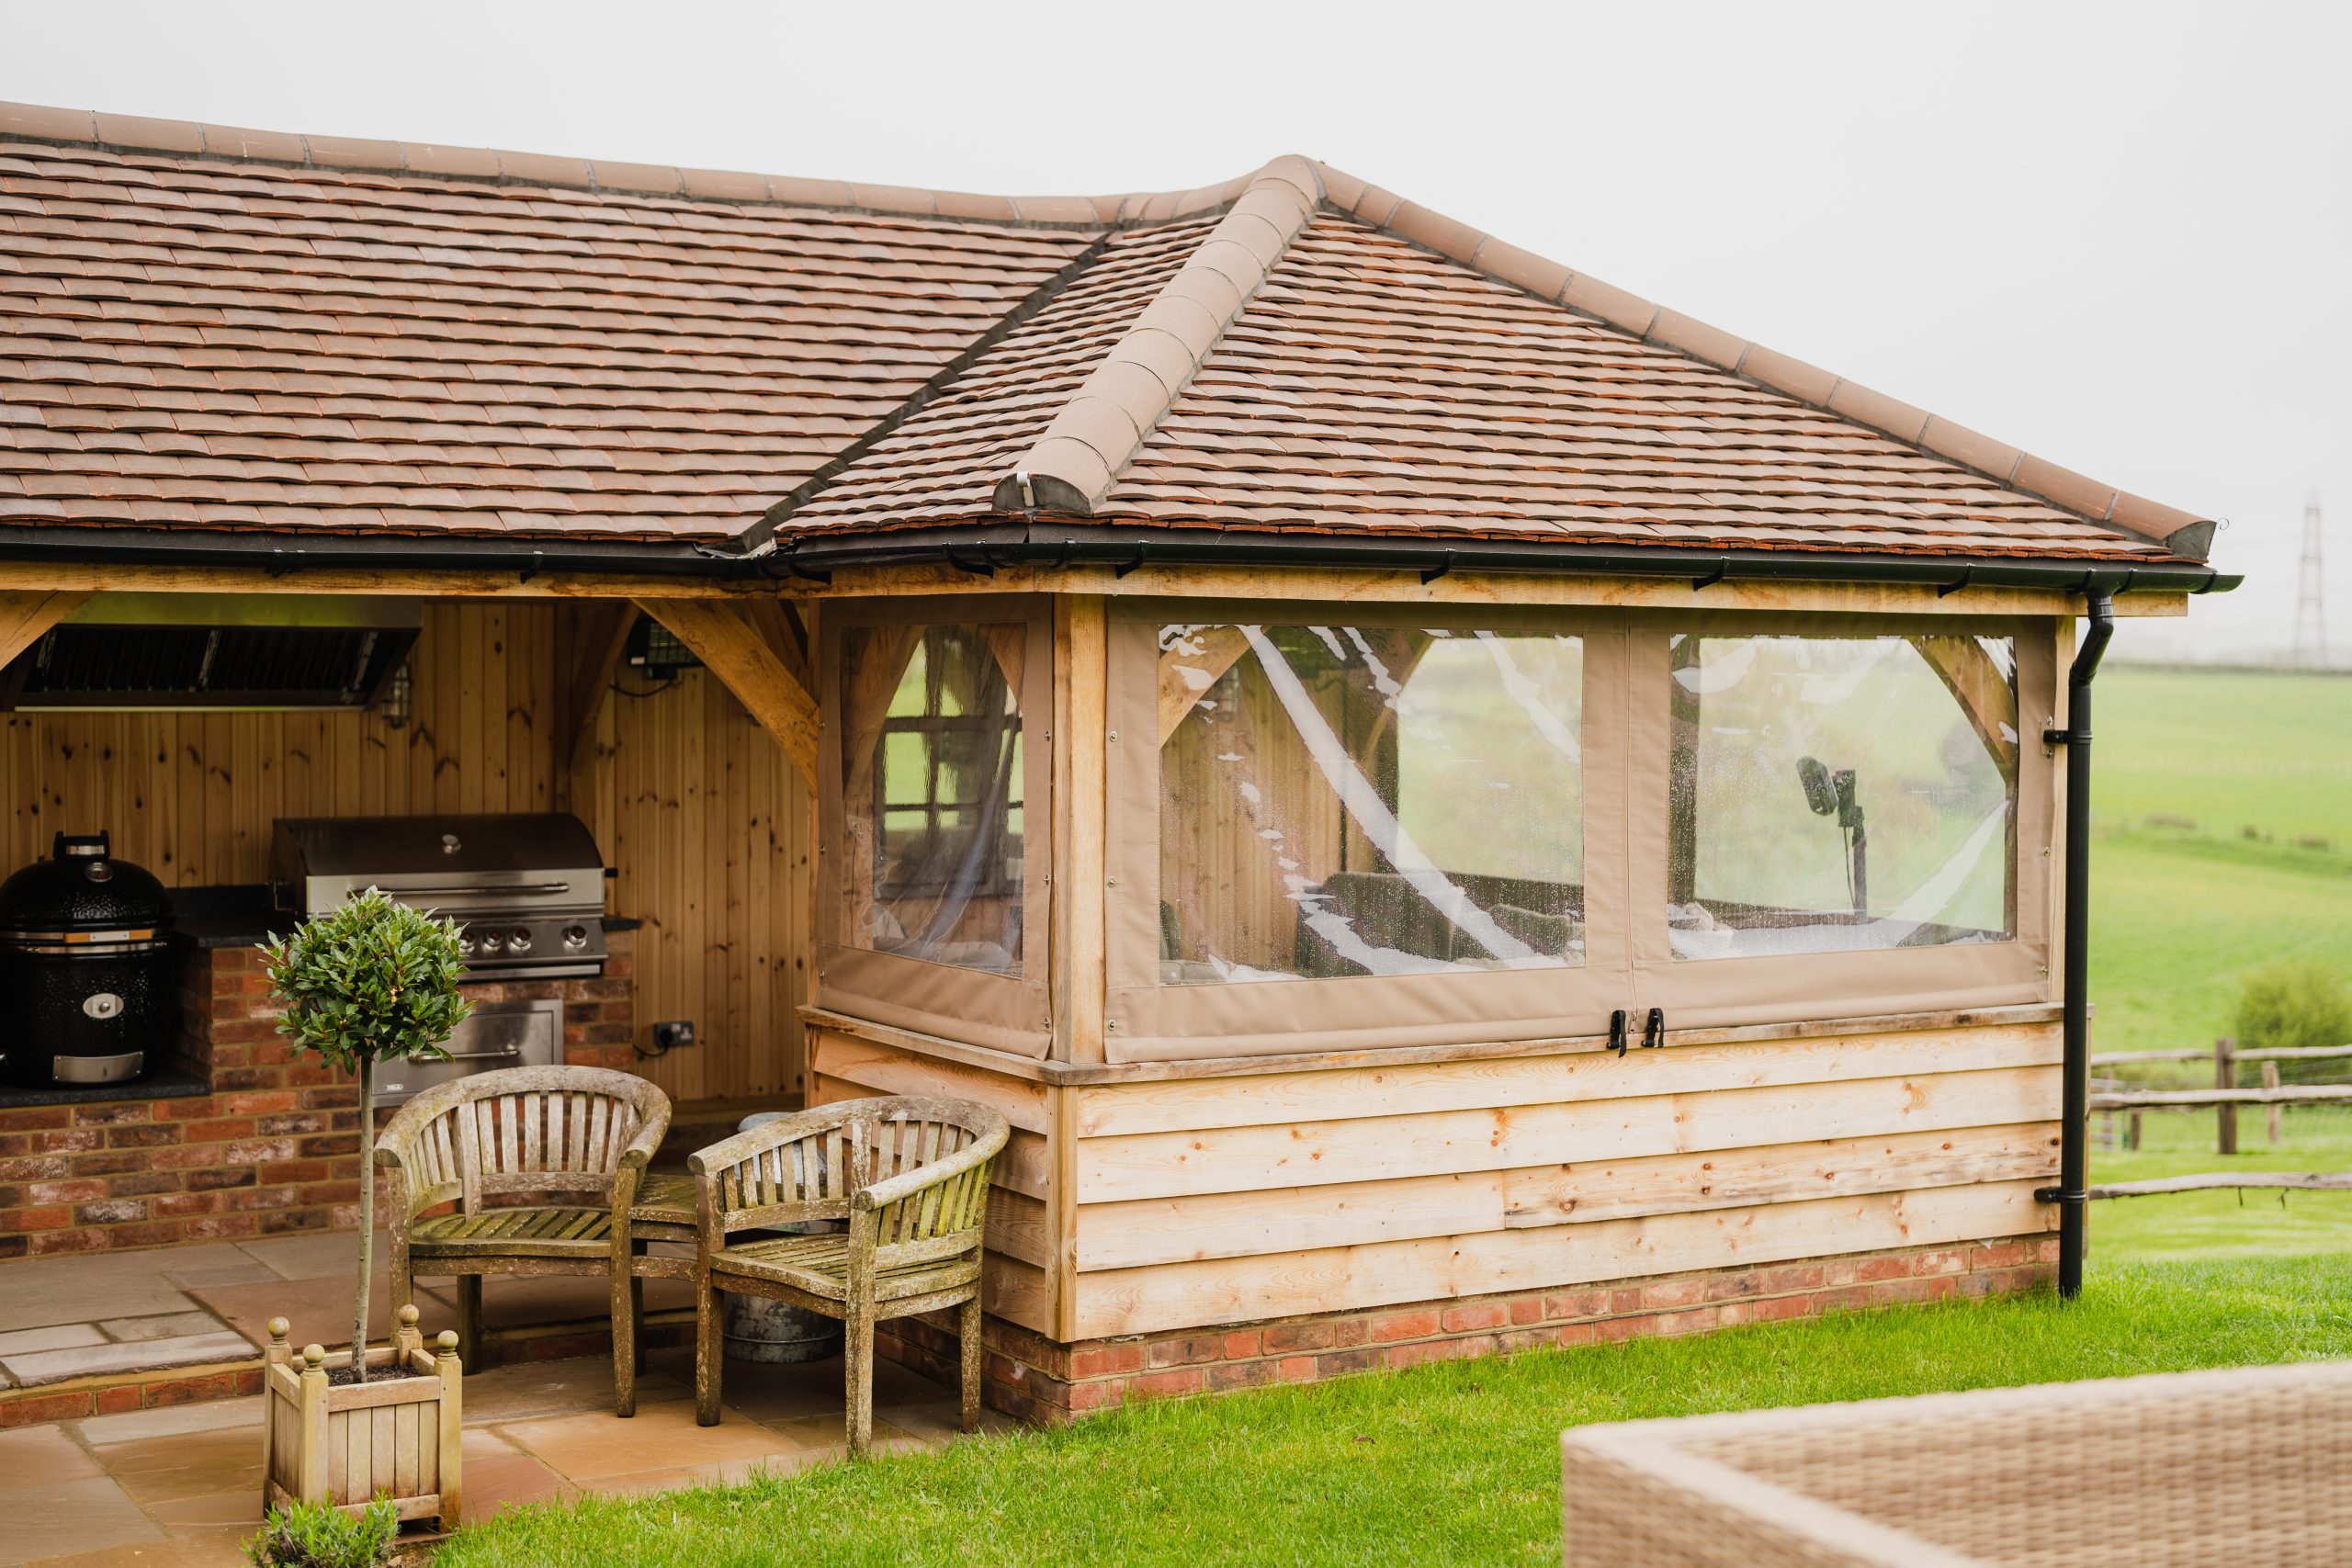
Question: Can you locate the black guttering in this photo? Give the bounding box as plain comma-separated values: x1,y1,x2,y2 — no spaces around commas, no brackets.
2038,591,2117,1301
0,522,2240,595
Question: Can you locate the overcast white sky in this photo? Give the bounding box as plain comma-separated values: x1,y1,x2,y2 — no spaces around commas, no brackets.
9,1,2346,660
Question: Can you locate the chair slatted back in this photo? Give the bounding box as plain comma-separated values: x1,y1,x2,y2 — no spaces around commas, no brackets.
866,1101,1000,1269
379,1066,670,1218
695,1096,1008,1248
708,1103,861,1233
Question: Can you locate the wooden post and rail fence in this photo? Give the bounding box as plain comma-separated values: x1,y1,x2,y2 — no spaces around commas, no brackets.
2079,1041,2352,1202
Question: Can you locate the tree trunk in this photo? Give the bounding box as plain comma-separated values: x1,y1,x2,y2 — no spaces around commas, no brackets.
352,1055,373,1384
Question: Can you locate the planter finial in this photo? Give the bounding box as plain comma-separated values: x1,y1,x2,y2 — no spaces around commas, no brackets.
300,1343,327,1370
266,1316,289,1346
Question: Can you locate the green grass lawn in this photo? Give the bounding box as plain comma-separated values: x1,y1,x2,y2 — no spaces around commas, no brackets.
436,1256,2352,1568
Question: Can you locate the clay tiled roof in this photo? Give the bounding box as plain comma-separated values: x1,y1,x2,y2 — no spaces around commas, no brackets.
0,103,2213,563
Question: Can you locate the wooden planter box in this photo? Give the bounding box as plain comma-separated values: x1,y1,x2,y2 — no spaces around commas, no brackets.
263,1305,461,1529
1561,1359,2352,1568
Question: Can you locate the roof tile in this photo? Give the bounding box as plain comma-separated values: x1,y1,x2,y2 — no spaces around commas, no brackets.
0,107,2207,564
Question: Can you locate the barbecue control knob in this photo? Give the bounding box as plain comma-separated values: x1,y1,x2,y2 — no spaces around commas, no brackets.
456,931,477,957
562,924,589,951
477,931,504,955
508,928,534,954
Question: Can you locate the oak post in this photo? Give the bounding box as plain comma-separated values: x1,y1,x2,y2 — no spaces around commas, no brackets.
2264,1059,2282,1145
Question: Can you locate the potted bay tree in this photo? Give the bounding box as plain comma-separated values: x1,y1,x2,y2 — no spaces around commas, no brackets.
254,888,471,1529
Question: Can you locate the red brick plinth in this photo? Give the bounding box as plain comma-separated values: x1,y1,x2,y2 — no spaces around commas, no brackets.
880,1235,2059,1427
0,931,634,1259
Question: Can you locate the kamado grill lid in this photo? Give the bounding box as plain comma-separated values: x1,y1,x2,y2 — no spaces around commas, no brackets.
0,832,175,936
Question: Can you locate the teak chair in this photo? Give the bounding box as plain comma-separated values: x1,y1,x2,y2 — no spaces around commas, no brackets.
688,1095,1011,1457
377,1066,689,1416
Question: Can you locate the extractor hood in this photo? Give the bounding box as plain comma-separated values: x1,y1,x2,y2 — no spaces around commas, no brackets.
1,593,421,712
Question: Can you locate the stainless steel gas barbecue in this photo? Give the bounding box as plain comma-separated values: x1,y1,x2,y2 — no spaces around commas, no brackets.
269,813,608,981
268,813,610,1103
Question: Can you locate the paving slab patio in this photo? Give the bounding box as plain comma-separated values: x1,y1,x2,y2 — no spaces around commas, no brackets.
1,1337,1013,1565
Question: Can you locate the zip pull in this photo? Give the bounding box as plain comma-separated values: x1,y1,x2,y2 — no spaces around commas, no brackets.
1607,1009,1628,1058
1643,1007,1667,1049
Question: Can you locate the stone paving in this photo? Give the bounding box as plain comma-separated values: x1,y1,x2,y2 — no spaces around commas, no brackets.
0,1232,702,1398
0,1348,1001,1566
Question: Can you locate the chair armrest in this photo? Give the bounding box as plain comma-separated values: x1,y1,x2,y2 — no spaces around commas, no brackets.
854,1120,1010,1213
685,1104,850,1179
618,1104,671,1171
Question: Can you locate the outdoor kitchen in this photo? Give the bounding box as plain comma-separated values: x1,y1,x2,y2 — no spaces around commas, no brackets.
0,592,811,1264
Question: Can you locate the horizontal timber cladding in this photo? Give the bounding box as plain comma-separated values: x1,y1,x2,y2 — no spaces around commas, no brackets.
809,1027,1059,1335
1073,1180,2054,1341
1066,1019,2061,1340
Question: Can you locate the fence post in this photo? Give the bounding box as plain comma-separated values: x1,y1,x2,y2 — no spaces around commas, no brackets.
2264,1060,2282,1145
2127,1111,2143,1151
2215,1037,2238,1156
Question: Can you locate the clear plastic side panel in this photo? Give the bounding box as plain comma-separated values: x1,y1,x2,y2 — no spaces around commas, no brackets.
1157,623,1584,985
1666,632,2018,959
838,623,1026,976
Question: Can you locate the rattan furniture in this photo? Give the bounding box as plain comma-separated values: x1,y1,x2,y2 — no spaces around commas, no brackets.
1561,1358,2352,1568
688,1094,1010,1457
378,1065,684,1416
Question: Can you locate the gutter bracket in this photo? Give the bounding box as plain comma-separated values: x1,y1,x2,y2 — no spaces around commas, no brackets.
1111,548,1148,579
1419,550,1456,585
516,550,545,584
1690,561,1728,591
942,548,996,579
1936,566,1975,598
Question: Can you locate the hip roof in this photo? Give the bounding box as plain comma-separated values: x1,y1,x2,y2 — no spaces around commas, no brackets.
0,104,2215,568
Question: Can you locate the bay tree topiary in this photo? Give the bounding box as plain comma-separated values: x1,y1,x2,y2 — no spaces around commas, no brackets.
261,889,470,1383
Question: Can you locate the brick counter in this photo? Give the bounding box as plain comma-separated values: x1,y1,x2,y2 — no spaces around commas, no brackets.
0,929,634,1259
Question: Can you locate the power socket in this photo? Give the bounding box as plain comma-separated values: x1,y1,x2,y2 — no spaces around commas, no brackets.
651,1020,696,1051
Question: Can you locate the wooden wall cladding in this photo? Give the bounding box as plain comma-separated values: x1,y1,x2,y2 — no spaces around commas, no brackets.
1062,1020,2062,1339
0,599,811,1105
812,1018,2063,1346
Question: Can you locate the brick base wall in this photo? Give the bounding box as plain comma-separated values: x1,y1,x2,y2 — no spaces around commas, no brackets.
880,1235,2059,1427
0,931,634,1259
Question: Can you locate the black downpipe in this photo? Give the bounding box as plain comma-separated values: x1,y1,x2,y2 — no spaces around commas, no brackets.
2052,592,2115,1298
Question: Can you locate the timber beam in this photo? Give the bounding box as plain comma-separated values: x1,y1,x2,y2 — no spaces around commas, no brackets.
632,597,820,787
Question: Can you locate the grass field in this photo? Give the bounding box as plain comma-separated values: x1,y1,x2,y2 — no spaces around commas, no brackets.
2086,663,2352,1259
435,1256,2352,1568
2086,665,2352,1059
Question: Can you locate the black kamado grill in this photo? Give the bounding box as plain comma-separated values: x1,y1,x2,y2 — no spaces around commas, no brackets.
0,831,176,1089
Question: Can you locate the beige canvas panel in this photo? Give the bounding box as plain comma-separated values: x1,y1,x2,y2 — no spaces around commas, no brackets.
1622,610,2058,1031
1104,599,1633,1064
815,593,1056,1058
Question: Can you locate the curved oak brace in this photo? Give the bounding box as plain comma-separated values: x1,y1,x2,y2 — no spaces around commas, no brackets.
0,589,90,671
632,597,820,788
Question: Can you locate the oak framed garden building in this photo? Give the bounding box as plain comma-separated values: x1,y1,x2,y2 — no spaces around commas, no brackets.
0,105,2233,1420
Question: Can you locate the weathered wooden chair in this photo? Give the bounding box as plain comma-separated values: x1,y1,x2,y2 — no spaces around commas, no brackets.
688,1095,1010,1457
377,1066,689,1417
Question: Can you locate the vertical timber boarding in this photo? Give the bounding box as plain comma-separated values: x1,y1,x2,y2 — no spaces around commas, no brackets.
0,598,816,1105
